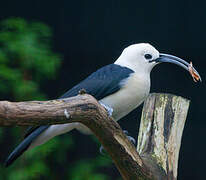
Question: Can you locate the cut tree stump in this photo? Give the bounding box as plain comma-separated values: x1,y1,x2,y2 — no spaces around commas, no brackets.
0,93,190,180
137,93,190,180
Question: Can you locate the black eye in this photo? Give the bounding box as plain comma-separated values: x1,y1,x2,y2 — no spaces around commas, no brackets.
144,54,152,60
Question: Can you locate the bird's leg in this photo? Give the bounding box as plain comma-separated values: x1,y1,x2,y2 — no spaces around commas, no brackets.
99,145,108,156
123,130,136,145
99,102,113,117
99,130,136,155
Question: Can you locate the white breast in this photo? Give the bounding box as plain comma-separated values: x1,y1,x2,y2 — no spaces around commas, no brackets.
100,73,150,121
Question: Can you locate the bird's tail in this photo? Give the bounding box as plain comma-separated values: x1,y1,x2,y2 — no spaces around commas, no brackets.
5,123,77,167
4,125,49,167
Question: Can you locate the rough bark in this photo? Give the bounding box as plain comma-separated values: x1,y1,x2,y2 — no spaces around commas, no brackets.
0,94,154,180
0,93,190,180
137,93,190,180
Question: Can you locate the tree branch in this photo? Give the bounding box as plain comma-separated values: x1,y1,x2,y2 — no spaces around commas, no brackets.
0,94,154,180
0,93,190,180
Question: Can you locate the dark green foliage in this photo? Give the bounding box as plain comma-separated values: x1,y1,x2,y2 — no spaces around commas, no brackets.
0,18,112,180
68,156,111,180
0,17,61,101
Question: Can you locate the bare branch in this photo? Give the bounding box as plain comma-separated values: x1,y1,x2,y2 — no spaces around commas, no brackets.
0,94,154,180
0,93,190,179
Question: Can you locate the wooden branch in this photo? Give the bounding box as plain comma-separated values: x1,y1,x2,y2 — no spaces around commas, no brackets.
137,93,190,180
0,94,154,180
0,94,102,126
0,93,190,179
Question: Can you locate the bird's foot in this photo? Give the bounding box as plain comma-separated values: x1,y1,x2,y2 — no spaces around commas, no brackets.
99,145,108,156
123,130,136,145
99,130,136,156
99,102,113,117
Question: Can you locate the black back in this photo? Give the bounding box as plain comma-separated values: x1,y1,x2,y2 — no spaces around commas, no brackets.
24,64,134,138
60,64,134,100
5,64,134,167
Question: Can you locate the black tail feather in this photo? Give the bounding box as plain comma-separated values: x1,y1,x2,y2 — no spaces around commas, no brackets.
4,125,49,167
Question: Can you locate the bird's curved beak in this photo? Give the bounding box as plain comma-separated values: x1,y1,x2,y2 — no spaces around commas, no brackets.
152,53,202,82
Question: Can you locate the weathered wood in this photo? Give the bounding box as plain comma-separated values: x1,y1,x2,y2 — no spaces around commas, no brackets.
0,93,190,180
0,94,101,126
0,94,154,180
137,93,190,180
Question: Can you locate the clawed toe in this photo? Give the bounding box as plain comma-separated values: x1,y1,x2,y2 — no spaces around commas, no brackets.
126,136,136,145
99,145,106,155
123,130,136,145
99,102,113,117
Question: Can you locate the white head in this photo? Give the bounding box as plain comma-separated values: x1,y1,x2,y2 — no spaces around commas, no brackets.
115,43,201,81
115,43,159,74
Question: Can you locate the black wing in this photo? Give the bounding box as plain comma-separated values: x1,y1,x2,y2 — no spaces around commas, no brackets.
60,64,134,100
24,64,134,138
5,64,134,167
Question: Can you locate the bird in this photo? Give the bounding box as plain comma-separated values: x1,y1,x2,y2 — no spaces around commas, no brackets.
5,43,201,167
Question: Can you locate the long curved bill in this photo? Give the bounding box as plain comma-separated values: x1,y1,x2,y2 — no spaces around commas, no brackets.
153,53,202,82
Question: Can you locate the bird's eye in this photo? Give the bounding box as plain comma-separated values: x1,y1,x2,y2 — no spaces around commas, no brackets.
144,54,152,60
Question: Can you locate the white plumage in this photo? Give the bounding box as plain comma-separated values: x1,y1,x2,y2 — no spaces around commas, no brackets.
7,42,200,167
30,43,158,148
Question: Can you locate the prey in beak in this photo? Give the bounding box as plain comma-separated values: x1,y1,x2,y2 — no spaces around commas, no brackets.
151,53,202,82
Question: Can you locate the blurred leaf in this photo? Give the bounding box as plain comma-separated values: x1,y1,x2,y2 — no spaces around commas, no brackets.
68,156,111,180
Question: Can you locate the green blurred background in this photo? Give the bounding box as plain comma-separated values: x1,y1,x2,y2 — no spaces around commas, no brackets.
0,18,115,180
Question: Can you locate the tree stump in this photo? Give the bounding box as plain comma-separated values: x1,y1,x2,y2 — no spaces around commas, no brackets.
137,93,190,180
0,93,190,180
